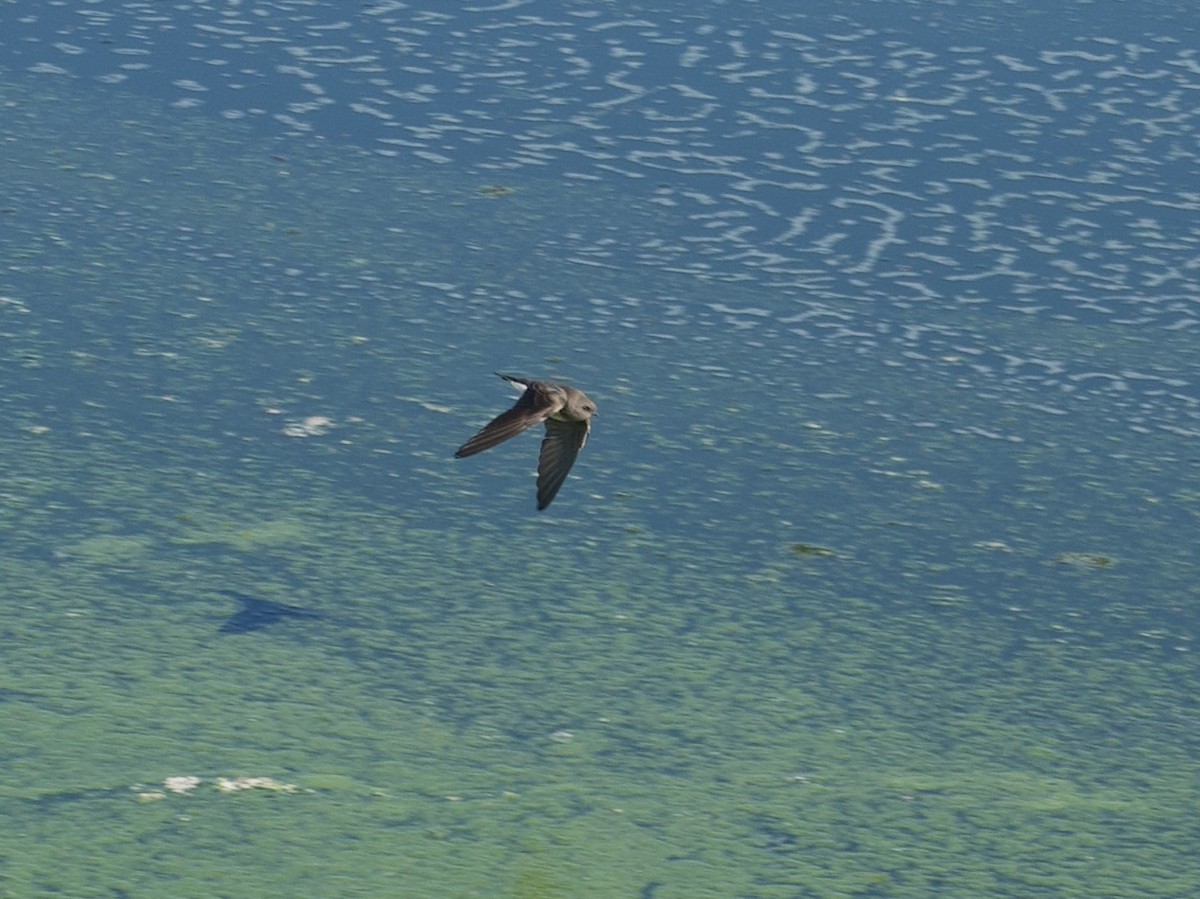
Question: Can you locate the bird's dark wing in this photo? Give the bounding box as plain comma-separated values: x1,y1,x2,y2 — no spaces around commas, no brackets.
536,417,589,509
455,380,560,458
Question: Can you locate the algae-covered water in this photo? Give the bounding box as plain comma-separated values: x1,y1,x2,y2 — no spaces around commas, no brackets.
2,2,1199,896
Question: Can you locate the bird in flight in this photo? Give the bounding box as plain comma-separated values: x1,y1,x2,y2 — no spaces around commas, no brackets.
455,374,597,510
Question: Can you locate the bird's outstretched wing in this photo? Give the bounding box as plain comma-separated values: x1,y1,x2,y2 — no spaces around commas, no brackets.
455,379,561,458
536,417,590,509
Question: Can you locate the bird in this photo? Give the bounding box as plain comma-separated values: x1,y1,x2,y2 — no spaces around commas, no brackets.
455,374,597,510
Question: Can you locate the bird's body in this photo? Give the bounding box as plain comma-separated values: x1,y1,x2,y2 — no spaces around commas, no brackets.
455,374,596,509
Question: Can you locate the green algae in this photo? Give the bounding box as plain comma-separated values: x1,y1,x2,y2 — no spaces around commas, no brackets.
4,427,1198,895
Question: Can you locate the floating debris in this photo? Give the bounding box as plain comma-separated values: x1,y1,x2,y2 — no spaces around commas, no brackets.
163,775,202,795
1051,554,1113,568
215,776,300,794
1052,552,1117,570
789,544,835,558
132,776,304,801
281,415,335,438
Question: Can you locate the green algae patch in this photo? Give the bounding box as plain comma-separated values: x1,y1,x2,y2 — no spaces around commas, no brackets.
167,515,315,551
63,534,156,564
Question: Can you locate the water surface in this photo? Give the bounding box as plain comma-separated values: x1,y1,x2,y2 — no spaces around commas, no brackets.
1,1,1198,896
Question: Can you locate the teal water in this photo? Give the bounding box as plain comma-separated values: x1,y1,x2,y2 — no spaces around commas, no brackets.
1,2,1199,896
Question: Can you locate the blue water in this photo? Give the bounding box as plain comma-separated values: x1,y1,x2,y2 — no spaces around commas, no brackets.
1,1,1198,896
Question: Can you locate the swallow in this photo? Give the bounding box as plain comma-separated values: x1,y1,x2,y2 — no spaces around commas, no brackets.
455,374,597,509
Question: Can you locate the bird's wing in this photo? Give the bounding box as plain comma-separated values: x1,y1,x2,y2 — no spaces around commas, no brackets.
536,417,589,509
455,381,561,458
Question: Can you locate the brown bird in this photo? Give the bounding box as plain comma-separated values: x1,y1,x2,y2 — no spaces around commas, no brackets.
455,374,597,510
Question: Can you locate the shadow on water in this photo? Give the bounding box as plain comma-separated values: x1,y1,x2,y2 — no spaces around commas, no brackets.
214,590,324,635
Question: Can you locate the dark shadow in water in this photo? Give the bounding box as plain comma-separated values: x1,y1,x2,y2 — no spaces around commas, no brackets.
216,589,323,634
